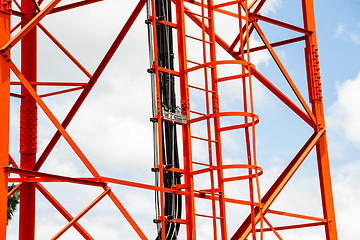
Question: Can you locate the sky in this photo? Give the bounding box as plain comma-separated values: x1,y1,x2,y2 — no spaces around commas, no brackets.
5,0,360,239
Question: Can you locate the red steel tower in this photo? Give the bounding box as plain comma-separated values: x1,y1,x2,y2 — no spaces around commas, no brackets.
0,0,338,239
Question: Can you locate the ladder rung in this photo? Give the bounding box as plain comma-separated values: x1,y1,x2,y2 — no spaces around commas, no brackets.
147,16,177,28
188,85,215,93
189,109,207,116
191,135,217,143
185,63,205,73
192,167,211,175
195,213,222,219
187,59,202,65
155,217,187,224
184,9,211,20
217,73,250,82
185,34,211,44
155,66,180,76
213,0,238,10
157,20,177,29
198,188,220,193
192,161,210,166
188,115,208,124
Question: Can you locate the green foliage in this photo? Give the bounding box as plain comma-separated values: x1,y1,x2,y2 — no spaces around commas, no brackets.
7,183,20,225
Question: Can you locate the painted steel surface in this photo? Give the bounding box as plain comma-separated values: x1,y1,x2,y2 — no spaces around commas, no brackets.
0,0,338,239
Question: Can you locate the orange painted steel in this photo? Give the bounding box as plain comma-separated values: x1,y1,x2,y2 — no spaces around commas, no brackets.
0,0,338,240
0,0,10,238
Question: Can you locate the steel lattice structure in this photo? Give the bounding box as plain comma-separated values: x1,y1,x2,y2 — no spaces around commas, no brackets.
0,0,338,239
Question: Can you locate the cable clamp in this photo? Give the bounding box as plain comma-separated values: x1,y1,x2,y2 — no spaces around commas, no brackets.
151,167,159,172
147,68,155,74
153,219,161,224
163,109,186,124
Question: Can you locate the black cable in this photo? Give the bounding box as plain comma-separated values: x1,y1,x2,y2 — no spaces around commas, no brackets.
154,0,182,239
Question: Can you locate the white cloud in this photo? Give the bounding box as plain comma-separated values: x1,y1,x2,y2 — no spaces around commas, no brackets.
335,23,360,45
327,72,360,145
332,159,360,239
258,0,283,15
8,1,347,240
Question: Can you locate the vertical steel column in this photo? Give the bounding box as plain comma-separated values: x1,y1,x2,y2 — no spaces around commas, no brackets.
302,0,338,239
0,1,10,238
206,0,228,238
19,0,37,239
175,0,196,238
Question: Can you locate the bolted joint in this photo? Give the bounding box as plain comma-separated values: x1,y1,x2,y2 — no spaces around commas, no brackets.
0,0,12,14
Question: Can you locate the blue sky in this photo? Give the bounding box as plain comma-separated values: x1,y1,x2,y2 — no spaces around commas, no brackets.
6,0,360,239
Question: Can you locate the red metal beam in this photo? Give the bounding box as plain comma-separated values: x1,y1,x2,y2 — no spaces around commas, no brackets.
250,13,312,35
257,221,326,232
10,61,101,178
231,129,325,240
52,189,110,239
7,183,22,198
35,183,93,240
49,0,104,14
263,217,283,240
107,190,148,240
175,0,196,237
1,0,62,52
33,0,147,172
184,5,315,128
245,36,307,53
302,0,338,239
11,81,87,86
19,1,37,238
6,167,105,187
266,209,327,223
251,20,317,125
38,23,92,78
0,14,10,231
9,154,19,169
10,10,25,17
252,70,315,127
39,86,84,98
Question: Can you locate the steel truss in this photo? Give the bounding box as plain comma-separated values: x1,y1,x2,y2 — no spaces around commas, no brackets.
0,0,338,239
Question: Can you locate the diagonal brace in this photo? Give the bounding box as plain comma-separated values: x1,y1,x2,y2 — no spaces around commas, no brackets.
184,7,315,127
33,0,147,172
51,188,110,240
251,20,316,126
35,183,94,240
9,61,100,178
231,129,325,240
0,0,62,52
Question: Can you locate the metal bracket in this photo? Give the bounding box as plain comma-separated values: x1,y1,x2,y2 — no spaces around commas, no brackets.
162,110,186,124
